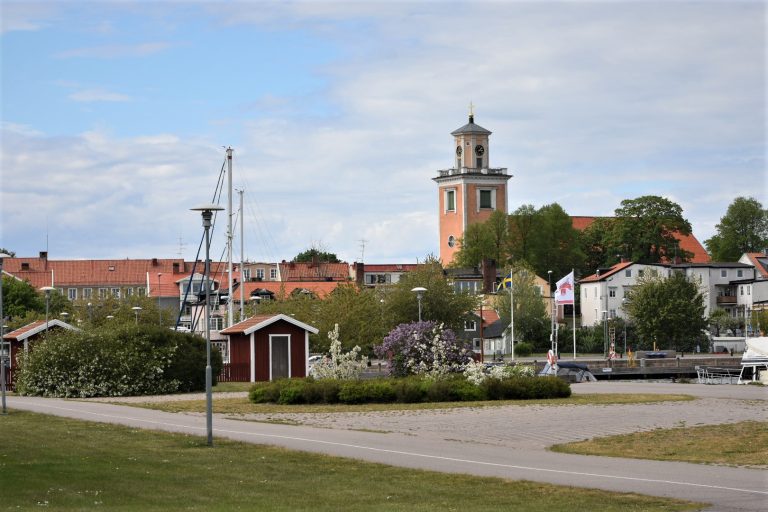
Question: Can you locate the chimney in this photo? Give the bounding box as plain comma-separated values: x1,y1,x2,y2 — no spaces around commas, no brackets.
481,258,496,294
311,254,319,268
172,262,180,273
152,258,158,266
39,251,47,260
355,262,365,286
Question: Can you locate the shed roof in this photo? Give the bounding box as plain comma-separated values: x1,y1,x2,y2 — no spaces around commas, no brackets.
220,314,318,336
3,319,79,341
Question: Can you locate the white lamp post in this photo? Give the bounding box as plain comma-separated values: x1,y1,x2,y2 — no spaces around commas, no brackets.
132,306,142,325
40,286,55,334
192,203,224,447
0,252,10,415
411,287,427,322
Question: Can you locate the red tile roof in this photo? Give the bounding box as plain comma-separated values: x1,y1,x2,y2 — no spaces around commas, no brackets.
743,253,768,279
475,308,500,325
278,261,351,281
362,264,420,272
579,261,635,283
571,216,710,263
237,280,345,299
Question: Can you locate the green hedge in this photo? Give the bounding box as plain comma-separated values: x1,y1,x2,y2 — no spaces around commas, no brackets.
15,325,222,398
249,375,570,405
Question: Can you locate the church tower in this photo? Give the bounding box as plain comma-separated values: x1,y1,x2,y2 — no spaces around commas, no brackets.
433,109,512,265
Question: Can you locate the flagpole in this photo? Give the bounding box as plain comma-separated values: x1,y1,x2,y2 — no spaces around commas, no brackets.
572,268,577,359
510,283,514,361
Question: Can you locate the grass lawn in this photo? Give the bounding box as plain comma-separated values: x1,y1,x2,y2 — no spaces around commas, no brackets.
131,393,694,414
0,411,704,511
552,421,768,468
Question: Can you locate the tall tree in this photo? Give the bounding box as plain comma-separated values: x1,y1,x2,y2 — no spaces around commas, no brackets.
705,197,768,261
383,256,478,333
506,204,538,265
579,217,616,273
530,203,584,279
493,264,550,349
452,210,508,268
608,195,692,264
624,272,707,352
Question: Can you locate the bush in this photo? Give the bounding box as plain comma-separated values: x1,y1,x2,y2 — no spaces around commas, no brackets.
514,342,533,357
15,325,219,398
247,375,568,405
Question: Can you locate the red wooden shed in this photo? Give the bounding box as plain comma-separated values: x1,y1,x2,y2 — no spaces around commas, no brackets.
219,314,318,382
2,319,79,370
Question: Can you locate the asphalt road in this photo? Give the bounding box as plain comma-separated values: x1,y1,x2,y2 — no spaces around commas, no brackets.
7,382,768,511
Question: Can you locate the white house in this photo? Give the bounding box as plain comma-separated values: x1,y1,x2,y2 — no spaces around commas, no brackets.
670,263,755,318
579,261,670,326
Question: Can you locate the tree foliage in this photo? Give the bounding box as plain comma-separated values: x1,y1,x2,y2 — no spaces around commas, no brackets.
381,256,478,333
705,197,768,261
493,264,550,350
624,272,707,352
452,210,509,268
293,247,341,263
608,195,692,264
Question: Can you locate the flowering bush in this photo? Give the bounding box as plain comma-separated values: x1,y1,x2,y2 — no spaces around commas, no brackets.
463,361,536,385
310,324,368,380
15,325,220,397
374,321,471,378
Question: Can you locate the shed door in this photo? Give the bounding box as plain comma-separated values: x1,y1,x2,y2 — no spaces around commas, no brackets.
271,335,290,379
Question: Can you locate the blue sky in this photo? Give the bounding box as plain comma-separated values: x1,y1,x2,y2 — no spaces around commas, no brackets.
1,1,765,264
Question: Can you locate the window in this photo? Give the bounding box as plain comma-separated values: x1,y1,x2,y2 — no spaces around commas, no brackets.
609,309,616,318
242,268,251,280
125,288,133,297
111,288,120,298
270,268,277,280
212,341,229,364
721,269,727,278
609,288,616,298
83,288,92,299
625,270,632,277
748,286,751,295
210,317,223,331
447,235,456,248
464,320,477,331
98,288,107,299
737,270,743,278
740,286,744,296
256,268,265,280
638,270,644,278
445,189,456,212
66,288,76,300
650,269,658,277
137,287,145,297
479,189,493,209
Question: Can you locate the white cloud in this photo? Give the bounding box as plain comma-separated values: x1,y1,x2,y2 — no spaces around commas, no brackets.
55,42,175,59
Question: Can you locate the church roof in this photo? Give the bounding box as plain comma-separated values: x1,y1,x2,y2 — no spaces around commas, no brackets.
451,115,492,136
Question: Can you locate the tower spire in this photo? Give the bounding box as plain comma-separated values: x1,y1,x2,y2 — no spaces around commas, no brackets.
468,101,475,123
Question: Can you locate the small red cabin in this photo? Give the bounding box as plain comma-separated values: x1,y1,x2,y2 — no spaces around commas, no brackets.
220,314,318,382
3,319,79,370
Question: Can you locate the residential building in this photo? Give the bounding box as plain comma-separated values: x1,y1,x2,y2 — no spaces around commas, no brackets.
579,261,670,326
352,262,419,287
433,112,512,265
671,262,755,318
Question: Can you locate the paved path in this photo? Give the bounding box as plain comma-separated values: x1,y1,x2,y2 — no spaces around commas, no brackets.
7,382,768,511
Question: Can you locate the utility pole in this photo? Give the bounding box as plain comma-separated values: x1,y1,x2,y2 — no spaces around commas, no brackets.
226,147,234,328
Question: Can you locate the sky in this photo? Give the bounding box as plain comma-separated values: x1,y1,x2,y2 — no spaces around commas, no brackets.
1,0,765,265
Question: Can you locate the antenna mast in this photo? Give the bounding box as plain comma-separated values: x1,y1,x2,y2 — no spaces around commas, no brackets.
226,147,234,328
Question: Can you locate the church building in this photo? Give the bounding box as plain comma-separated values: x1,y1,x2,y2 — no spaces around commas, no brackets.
433,111,512,265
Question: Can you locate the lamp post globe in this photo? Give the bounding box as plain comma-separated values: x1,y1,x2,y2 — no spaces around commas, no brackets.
131,306,142,325
191,203,225,447
40,286,56,334
411,287,427,322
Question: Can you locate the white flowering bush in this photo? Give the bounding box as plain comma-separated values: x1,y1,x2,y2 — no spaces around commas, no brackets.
311,324,369,380
463,361,536,386
15,325,220,397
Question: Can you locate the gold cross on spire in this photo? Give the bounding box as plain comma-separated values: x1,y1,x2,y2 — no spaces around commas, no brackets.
468,101,475,118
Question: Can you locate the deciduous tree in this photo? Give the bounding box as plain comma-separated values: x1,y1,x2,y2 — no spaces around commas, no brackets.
705,197,768,261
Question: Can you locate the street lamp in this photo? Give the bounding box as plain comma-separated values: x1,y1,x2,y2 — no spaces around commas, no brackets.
192,202,224,447
60,311,70,323
87,302,93,323
40,286,55,334
0,252,11,415
411,287,427,322
131,306,142,325
157,273,163,326
621,298,628,355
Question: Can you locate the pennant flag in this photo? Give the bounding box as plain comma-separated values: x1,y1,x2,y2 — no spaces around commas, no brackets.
555,271,575,305
497,271,513,291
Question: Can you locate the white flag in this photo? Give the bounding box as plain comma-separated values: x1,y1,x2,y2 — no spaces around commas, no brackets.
555,271,575,305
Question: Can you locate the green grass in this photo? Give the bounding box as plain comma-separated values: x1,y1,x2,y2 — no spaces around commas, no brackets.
0,411,704,511
211,381,254,392
132,393,694,414
552,421,768,468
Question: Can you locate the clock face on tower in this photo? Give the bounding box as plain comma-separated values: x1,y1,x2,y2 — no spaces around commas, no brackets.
474,145,485,156
456,146,462,156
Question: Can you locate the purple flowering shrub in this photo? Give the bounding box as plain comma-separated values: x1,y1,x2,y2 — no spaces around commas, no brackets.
374,321,472,378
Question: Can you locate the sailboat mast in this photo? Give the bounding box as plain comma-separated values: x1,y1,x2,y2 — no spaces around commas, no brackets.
226,147,234,328
239,188,245,323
